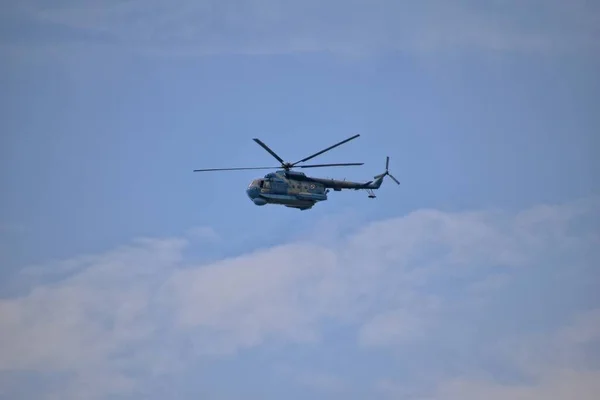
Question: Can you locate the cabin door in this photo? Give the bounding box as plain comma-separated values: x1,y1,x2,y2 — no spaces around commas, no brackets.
270,180,286,194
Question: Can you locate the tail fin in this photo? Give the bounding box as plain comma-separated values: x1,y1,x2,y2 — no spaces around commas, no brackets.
370,156,400,189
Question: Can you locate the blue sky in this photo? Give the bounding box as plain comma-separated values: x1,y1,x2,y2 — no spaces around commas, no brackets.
1,1,599,399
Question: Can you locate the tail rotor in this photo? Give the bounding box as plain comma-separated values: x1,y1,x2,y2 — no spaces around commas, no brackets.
374,156,400,185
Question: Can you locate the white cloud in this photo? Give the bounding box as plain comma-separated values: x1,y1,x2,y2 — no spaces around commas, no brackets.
558,308,600,346
493,308,600,377
374,310,600,399
425,369,600,400
359,308,428,346
0,238,187,373
185,225,220,242
0,196,598,398
378,293,600,400
11,0,600,56
162,242,342,354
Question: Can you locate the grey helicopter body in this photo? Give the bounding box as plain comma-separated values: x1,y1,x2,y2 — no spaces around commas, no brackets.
194,134,399,210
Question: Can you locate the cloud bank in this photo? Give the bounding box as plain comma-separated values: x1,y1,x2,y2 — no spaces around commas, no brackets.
1,196,598,398
9,0,600,56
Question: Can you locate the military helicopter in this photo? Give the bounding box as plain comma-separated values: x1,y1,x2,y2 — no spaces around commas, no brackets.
193,134,399,210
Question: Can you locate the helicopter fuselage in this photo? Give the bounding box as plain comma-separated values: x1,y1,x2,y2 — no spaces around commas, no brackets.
246,170,326,210
245,169,385,210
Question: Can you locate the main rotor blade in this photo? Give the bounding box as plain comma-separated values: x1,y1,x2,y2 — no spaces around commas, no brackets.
193,166,279,172
252,138,285,165
297,162,364,168
292,134,360,166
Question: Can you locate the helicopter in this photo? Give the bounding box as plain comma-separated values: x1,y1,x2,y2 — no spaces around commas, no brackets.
193,134,399,210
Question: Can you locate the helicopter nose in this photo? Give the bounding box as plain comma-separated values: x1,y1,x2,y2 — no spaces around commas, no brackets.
246,186,259,199
246,186,267,206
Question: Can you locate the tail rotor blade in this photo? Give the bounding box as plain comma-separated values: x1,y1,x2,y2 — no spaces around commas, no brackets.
385,156,389,170
388,174,400,185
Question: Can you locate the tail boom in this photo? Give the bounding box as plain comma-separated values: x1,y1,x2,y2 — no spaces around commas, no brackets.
311,156,399,192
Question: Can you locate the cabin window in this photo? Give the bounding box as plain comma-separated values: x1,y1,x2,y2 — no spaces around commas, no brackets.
263,181,270,189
